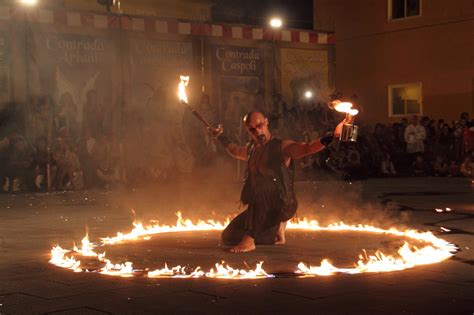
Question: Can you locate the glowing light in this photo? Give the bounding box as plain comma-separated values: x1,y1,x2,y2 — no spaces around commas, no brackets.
178,75,190,104
19,0,38,5
49,212,457,279
304,91,313,99
270,18,283,28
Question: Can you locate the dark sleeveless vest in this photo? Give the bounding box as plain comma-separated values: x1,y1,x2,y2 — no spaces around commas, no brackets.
240,137,298,221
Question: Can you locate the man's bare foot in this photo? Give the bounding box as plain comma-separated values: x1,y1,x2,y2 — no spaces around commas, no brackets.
230,235,256,253
275,221,287,245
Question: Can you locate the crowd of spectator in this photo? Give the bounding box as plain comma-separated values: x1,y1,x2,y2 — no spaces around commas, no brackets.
0,92,124,192
0,91,473,192
275,104,474,179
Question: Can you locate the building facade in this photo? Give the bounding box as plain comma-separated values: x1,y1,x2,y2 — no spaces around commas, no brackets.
314,0,474,123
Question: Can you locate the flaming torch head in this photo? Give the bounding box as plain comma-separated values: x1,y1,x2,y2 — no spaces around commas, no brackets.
334,102,359,117
178,75,190,104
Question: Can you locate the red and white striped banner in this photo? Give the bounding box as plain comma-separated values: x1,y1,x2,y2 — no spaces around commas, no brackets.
0,6,335,44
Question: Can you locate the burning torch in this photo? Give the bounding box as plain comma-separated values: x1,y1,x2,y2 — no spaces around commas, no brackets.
331,100,359,142
178,75,216,130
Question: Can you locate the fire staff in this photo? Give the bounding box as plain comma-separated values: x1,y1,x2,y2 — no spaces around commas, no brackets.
211,111,346,253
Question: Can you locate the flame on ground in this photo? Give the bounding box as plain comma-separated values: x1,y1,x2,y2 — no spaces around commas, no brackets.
49,212,457,279
148,261,272,279
100,211,229,245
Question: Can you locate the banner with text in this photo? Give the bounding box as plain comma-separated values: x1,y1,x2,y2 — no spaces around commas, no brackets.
28,30,120,138
127,37,194,173
280,48,330,104
212,45,265,141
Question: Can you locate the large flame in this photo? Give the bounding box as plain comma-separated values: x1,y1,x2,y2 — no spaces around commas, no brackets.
49,212,457,279
333,101,359,116
101,211,229,245
148,261,272,279
178,75,190,104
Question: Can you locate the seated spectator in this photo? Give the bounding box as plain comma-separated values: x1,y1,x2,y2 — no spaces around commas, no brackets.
460,156,473,177
31,136,55,190
412,155,430,176
4,136,32,192
380,153,397,176
52,139,83,190
96,158,121,189
447,160,460,177
432,156,448,177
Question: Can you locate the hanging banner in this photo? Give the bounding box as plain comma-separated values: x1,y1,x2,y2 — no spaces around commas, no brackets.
212,45,264,141
280,48,330,104
128,38,194,174
28,30,120,138
128,38,193,116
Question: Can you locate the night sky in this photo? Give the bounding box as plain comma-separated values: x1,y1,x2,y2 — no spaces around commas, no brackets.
212,0,314,29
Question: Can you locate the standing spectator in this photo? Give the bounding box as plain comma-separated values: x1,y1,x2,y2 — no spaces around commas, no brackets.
404,115,426,158
425,119,437,159
77,129,97,188
459,112,471,127
436,124,454,158
453,119,466,161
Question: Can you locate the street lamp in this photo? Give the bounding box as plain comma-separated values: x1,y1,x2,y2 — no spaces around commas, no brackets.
270,17,283,28
19,0,38,6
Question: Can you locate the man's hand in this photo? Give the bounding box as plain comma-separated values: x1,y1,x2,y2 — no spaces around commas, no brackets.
333,118,347,140
208,124,224,138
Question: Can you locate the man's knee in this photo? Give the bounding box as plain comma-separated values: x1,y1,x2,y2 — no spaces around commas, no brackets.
222,224,245,246
221,227,235,246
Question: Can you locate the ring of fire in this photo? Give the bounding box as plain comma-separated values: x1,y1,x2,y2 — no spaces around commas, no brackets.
49,212,458,279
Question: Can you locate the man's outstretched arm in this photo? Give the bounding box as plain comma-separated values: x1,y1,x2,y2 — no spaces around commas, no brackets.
281,137,330,160
282,118,346,160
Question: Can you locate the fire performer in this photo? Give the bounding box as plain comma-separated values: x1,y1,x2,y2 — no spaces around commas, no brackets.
211,111,346,253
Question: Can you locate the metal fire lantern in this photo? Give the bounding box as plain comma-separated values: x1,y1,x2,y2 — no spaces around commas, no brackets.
340,113,358,142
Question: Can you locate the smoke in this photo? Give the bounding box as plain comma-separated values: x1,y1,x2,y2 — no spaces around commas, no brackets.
294,179,412,229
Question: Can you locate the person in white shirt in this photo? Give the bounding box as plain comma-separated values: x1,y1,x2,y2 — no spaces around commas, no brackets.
404,115,426,155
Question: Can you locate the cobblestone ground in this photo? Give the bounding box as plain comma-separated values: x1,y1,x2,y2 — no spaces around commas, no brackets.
0,178,472,314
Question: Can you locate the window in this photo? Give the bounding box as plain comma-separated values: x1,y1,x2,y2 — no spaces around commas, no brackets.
389,0,421,20
389,83,422,116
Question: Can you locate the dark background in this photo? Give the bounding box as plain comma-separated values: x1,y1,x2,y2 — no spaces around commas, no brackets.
212,0,313,29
